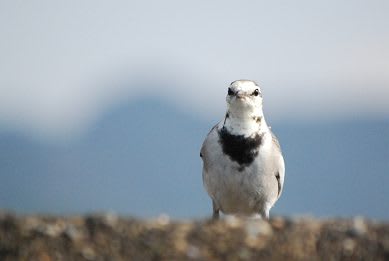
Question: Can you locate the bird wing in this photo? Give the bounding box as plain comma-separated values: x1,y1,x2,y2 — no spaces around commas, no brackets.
200,123,221,198
200,123,219,161
270,130,285,198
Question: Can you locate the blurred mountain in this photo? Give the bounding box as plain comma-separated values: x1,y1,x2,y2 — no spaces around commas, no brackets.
0,98,388,219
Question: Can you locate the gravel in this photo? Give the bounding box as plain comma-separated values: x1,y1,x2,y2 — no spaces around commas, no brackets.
0,212,388,261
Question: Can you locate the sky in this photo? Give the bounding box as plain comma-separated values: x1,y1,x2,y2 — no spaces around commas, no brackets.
0,0,388,141
0,1,388,219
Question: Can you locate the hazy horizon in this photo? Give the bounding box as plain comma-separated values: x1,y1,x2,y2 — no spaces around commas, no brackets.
0,97,388,220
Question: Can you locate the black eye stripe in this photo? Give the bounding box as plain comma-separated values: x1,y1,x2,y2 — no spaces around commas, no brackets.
228,88,234,96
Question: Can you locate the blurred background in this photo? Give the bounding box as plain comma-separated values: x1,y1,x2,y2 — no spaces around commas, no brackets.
0,1,388,220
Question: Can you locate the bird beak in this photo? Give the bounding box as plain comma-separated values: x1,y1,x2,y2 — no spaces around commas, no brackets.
236,92,245,99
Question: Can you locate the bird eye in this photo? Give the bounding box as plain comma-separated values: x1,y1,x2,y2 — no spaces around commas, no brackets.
252,89,260,96
228,88,234,96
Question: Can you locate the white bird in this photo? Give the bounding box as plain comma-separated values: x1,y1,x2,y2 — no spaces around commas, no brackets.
200,80,285,219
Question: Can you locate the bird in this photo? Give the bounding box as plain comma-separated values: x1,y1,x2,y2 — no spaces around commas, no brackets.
200,80,285,219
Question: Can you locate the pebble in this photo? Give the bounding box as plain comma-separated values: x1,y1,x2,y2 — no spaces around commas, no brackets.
343,238,356,255
271,217,286,229
156,213,170,226
64,224,83,241
245,219,273,238
225,215,242,228
244,219,273,248
102,212,118,228
186,244,201,259
82,247,96,260
37,222,66,237
351,216,367,236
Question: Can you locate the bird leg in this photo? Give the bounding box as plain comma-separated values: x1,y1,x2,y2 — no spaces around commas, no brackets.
212,201,220,220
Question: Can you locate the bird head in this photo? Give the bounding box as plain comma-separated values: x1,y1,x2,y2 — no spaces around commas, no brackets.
226,80,263,117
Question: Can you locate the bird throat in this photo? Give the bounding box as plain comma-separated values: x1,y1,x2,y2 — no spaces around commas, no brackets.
219,113,264,171
222,110,264,137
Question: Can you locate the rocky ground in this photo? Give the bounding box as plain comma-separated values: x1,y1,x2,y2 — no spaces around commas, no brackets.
0,211,388,261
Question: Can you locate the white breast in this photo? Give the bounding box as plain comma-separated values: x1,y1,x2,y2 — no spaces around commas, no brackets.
202,124,277,215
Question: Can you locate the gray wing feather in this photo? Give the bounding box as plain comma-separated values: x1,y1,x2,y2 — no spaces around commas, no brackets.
270,130,285,199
